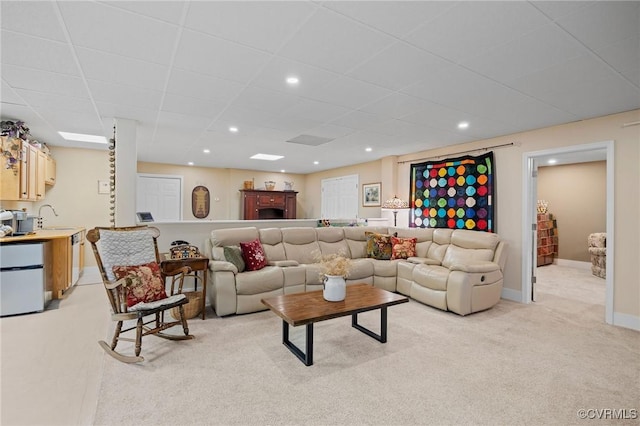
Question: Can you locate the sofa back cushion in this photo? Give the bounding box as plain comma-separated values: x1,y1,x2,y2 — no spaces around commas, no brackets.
210,227,260,261
316,227,351,257
343,226,388,259
259,228,286,261
442,230,500,268
282,227,321,264
394,227,433,258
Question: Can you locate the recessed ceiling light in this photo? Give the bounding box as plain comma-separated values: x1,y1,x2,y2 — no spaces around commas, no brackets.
286,76,299,85
187,161,194,166
313,161,319,165
365,147,372,152
280,169,285,173
58,131,107,144
203,149,210,154
547,159,557,164
250,153,284,161
229,126,238,133
457,121,469,129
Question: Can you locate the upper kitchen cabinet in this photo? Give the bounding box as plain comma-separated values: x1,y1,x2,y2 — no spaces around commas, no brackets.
45,154,56,185
0,136,50,201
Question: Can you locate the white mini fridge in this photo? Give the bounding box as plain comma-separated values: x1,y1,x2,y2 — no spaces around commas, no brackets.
0,241,51,316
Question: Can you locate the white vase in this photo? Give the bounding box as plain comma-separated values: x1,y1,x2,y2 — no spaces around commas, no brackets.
323,275,346,302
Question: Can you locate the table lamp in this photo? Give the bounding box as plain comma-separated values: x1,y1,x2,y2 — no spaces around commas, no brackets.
381,195,409,227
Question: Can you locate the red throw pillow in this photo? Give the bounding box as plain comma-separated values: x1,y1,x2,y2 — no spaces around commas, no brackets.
239,238,267,271
112,262,167,307
391,236,417,260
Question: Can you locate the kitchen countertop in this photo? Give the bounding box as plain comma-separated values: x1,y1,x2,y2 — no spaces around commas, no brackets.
0,227,85,243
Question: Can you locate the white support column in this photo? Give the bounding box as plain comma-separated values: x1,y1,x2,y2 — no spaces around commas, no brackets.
114,118,137,227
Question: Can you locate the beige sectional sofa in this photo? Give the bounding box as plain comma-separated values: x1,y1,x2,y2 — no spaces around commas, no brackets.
204,226,508,317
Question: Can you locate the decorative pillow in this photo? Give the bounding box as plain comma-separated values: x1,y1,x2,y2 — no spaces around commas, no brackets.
112,262,167,308
365,232,393,260
239,239,267,271
224,245,245,272
391,236,417,260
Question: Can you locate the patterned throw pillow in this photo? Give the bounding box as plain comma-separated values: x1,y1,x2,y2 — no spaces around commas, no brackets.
239,239,267,271
112,262,167,307
391,236,417,260
365,232,393,260
224,246,245,272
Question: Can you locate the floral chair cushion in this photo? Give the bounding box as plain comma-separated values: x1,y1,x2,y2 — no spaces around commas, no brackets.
112,261,168,308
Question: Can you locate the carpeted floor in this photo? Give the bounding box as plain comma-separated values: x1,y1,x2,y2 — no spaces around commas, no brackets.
93,265,640,426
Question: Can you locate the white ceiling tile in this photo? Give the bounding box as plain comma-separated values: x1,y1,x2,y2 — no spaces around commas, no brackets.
166,68,245,103
1,81,27,106
405,1,550,63
530,1,597,21
1,31,79,75
323,1,455,38
462,24,587,82
87,80,162,110
348,42,450,91
174,29,272,83
58,1,179,64
0,104,53,136
155,111,212,132
13,89,94,114
103,1,187,24
300,123,356,139
278,8,396,74
330,110,386,130
306,76,393,110
185,1,317,53
281,98,353,123
2,65,88,99
95,102,158,127
233,86,302,115
160,93,227,118
594,36,640,80
0,1,67,42
76,47,168,91
250,57,339,98
360,93,434,119
35,109,103,135
556,1,640,51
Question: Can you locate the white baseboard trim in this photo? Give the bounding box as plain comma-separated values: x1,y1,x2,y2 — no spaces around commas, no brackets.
613,312,640,331
501,287,522,303
555,259,591,270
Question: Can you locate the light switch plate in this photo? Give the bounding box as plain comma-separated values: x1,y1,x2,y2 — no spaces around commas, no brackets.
98,180,109,194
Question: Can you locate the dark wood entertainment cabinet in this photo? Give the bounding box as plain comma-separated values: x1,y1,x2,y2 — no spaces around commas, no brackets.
240,189,297,220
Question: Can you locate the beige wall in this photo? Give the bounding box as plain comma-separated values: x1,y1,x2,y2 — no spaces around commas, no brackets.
538,161,606,262
137,162,307,220
394,109,640,321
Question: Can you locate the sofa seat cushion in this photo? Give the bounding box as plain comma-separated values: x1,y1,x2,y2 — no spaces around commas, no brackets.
406,257,441,265
235,267,283,295
348,259,375,280
412,264,449,291
368,258,399,277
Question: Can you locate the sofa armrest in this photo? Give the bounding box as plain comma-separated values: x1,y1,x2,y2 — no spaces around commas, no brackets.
268,260,300,267
209,260,238,274
406,257,441,265
448,261,500,273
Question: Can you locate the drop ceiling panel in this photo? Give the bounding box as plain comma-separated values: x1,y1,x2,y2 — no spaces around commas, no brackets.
166,68,245,103
529,1,596,21
305,76,393,110
594,36,640,86
13,89,94,114
294,124,355,140
360,93,437,120
87,80,162,110
1,31,79,75
174,29,272,83
0,1,67,42
35,109,103,135
233,86,302,115
76,47,169,91
250,57,339,98
185,1,317,53
1,81,26,106
160,93,227,118
1,65,88,99
347,42,450,91
58,1,179,65
95,102,159,125
278,8,396,74
323,1,455,38
280,98,352,123
105,1,186,24
330,110,386,130
405,1,550,63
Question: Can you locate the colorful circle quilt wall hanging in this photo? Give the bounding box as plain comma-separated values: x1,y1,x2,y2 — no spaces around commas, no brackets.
409,152,494,232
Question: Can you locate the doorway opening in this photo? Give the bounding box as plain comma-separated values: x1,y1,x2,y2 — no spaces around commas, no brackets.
521,141,614,324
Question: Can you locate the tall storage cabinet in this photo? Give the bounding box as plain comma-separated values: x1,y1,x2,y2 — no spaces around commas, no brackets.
537,212,558,266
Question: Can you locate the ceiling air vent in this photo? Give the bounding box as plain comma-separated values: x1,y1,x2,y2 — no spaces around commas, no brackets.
285,134,334,146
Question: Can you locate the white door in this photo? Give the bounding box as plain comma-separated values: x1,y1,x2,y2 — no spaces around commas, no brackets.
136,174,182,221
321,175,358,219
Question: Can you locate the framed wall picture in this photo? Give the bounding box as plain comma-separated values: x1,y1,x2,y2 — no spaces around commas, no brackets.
362,182,381,207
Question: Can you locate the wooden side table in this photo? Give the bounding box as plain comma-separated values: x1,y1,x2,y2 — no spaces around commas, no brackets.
161,254,209,320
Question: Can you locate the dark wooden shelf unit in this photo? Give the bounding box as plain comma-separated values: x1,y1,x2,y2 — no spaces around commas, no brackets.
240,189,297,220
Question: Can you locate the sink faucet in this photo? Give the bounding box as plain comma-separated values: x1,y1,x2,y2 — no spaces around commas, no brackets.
38,204,59,217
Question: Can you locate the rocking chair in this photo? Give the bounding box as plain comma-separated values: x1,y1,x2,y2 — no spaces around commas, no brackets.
87,225,194,363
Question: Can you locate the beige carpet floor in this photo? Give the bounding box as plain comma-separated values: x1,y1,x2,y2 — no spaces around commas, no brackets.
92,265,640,426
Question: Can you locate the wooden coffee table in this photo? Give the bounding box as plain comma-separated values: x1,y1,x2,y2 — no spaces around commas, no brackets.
261,283,408,366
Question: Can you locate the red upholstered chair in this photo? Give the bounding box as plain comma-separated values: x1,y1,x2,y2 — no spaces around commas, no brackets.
87,225,193,363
